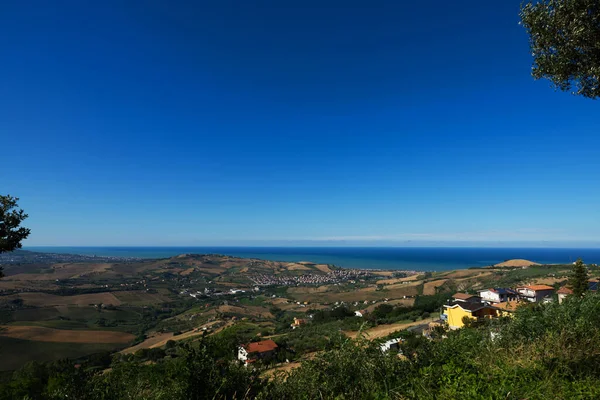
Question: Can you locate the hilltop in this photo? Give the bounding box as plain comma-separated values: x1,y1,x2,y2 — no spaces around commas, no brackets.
494,258,541,267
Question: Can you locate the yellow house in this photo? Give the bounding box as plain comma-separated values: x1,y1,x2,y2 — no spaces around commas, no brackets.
443,302,498,329
492,300,521,317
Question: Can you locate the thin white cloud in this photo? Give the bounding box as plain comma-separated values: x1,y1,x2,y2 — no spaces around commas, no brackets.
312,229,567,242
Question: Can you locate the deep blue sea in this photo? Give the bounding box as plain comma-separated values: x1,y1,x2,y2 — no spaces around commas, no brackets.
24,247,600,271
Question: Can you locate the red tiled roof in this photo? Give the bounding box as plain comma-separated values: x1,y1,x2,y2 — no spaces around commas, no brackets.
245,339,278,354
522,285,554,291
452,293,478,300
493,301,520,312
557,287,573,295
445,301,488,312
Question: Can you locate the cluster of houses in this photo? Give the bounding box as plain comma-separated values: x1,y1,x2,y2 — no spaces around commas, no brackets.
249,269,373,286
443,281,599,329
236,280,600,365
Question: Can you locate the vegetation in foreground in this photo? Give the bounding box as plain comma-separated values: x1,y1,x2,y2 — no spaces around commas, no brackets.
2,292,600,399
0,195,31,278
520,0,600,99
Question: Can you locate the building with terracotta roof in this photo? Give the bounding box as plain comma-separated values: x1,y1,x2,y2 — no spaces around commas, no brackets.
492,300,521,316
238,339,278,365
557,286,573,303
451,293,481,303
516,285,555,303
557,281,599,303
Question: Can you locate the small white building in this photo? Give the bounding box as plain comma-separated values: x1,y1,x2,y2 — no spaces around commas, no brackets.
380,338,403,353
355,309,368,317
238,346,249,362
557,287,572,303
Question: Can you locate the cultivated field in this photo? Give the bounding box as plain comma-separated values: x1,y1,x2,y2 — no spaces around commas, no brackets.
179,267,195,276
376,275,420,285
345,319,428,340
0,325,134,343
288,286,331,294
113,290,171,305
6,263,115,281
0,337,118,371
3,292,122,307
286,263,312,271
423,279,448,295
121,332,175,354
289,284,421,303
314,264,332,273
147,320,227,349
218,305,274,319
364,298,415,311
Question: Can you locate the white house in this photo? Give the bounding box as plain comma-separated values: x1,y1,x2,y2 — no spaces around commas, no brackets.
516,285,555,302
355,309,368,317
478,288,519,303
238,346,249,363
557,287,572,303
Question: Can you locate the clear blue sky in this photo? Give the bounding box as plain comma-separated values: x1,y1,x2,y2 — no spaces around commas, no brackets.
2,1,599,247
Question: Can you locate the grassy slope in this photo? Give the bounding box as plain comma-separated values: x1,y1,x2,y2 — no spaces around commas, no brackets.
0,336,119,371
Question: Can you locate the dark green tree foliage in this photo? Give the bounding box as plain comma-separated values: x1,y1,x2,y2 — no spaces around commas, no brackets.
311,306,354,323
569,258,590,297
372,303,394,319
0,195,31,279
275,322,347,356
0,341,263,400
520,0,600,98
0,195,30,254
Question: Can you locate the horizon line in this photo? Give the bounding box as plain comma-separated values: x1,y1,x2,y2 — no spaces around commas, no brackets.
23,243,600,249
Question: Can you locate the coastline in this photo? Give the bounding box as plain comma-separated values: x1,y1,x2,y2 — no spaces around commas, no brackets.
22,246,600,271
